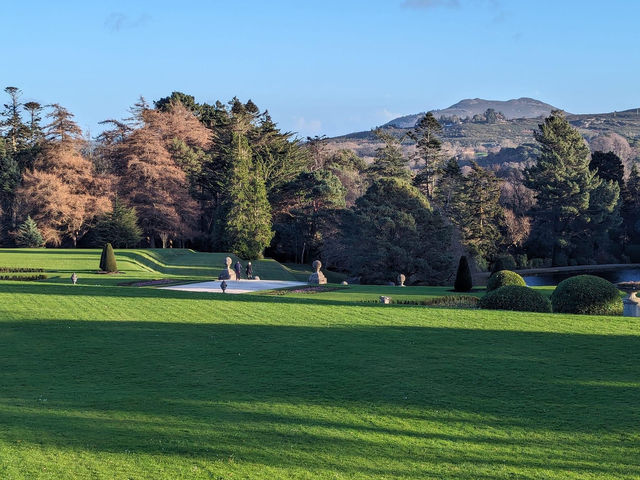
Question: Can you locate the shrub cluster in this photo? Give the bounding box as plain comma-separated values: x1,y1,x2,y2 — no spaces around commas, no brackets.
486,270,526,292
0,274,48,281
491,255,517,273
550,275,622,316
479,285,552,313
0,267,45,273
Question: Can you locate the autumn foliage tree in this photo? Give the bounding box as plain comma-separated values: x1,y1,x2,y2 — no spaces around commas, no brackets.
113,100,211,247
17,104,110,246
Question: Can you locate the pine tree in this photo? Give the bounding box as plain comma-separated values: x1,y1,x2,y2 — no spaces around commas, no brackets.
453,255,473,292
1,87,29,153
367,129,411,181
225,132,274,259
409,112,443,199
452,162,504,259
525,111,620,264
14,216,43,247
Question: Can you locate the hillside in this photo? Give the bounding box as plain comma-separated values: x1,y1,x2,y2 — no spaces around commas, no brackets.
385,97,560,128
328,99,640,167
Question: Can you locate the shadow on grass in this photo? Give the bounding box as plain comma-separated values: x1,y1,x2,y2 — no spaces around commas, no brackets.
0,319,639,477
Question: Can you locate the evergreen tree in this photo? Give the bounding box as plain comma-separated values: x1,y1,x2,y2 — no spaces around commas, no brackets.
225,132,274,259
623,163,640,243
590,151,624,185
99,244,107,271
1,87,29,153
14,216,43,247
452,162,504,259
434,158,463,216
92,197,143,248
524,111,620,264
408,112,443,199
342,178,453,284
367,129,411,181
453,255,473,292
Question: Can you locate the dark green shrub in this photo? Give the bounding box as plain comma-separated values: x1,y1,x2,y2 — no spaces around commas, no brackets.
479,285,552,313
453,256,473,292
0,267,44,273
487,270,526,292
99,245,107,271
103,243,118,273
550,275,622,316
0,274,48,281
491,255,517,273
625,244,640,263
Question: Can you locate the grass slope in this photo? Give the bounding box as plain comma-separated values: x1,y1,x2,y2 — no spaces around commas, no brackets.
0,277,638,479
0,248,297,285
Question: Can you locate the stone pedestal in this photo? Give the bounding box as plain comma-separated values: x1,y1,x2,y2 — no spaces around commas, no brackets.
380,296,391,304
218,256,237,281
623,291,640,317
397,274,406,287
308,260,327,285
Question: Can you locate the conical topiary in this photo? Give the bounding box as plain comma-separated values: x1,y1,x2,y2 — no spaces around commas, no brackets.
99,245,107,271
453,255,473,292
104,243,118,273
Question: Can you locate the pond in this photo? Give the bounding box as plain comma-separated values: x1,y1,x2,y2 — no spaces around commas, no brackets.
524,268,640,286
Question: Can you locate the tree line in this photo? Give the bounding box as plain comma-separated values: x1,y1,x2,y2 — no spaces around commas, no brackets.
1,87,638,284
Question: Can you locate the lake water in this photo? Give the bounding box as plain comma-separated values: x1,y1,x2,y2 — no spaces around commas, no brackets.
524,268,640,286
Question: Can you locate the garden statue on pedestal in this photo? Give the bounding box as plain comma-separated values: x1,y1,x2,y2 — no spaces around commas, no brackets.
618,282,640,317
218,257,237,281
397,273,406,287
308,260,327,285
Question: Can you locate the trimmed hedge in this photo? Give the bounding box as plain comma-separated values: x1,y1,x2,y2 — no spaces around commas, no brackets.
491,255,517,273
479,285,552,313
487,270,526,292
0,267,45,273
550,275,623,316
453,256,473,292
0,274,48,281
103,243,118,273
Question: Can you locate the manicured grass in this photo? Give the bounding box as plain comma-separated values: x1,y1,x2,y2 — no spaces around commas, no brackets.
0,274,639,479
0,249,297,286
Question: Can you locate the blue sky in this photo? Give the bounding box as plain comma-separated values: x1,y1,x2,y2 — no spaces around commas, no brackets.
3,0,639,138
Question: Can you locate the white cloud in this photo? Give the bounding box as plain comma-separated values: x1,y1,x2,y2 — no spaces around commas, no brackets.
293,117,323,136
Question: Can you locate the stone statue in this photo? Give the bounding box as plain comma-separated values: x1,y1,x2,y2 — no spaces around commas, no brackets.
397,273,406,287
308,260,327,285
218,256,237,280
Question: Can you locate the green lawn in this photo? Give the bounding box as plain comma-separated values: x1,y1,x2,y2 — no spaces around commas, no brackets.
0,250,638,479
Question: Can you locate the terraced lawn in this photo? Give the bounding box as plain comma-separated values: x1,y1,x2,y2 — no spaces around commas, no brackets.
0,250,638,479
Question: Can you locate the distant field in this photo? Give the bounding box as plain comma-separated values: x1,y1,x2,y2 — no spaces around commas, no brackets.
0,249,638,479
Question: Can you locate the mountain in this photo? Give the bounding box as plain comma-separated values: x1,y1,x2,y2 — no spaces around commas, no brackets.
327,99,640,167
384,97,560,129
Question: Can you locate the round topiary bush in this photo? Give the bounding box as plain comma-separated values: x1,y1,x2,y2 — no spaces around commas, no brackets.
479,285,552,313
486,270,526,292
550,275,622,316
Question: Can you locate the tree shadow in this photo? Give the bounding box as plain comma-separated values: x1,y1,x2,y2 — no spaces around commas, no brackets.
1,320,639,477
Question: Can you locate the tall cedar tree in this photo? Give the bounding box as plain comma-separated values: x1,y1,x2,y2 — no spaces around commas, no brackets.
1,87,29,153
92,197,142,248
525,111,620,265
452,161,504,259
17,104,110,246
224,132,274,259
623,164,640,243
117,101,210,247
409,112,443,199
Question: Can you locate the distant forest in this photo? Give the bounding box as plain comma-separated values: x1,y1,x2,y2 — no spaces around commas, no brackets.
1,87,639,284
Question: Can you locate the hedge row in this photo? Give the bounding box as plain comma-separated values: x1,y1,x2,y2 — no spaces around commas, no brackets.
0,274,48,281
0,267,45,273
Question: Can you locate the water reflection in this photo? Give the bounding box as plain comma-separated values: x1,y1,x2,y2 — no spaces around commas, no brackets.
524,268,640,287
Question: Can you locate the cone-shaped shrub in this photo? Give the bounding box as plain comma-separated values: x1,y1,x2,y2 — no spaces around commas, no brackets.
453,256,473,292
104,243,118,273
99,245,107,271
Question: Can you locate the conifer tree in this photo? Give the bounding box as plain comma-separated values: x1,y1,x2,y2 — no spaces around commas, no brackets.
367,129,411,181
409,112,443,199
525,111,620,264
225,132,274,259
103,243,118,273
14,216,43,247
